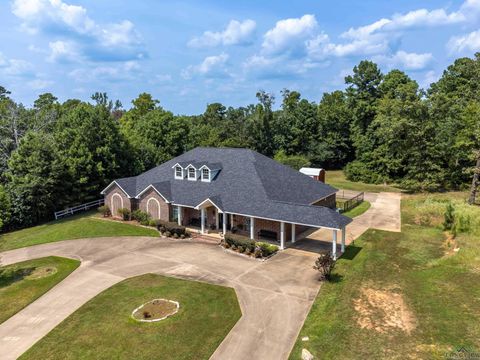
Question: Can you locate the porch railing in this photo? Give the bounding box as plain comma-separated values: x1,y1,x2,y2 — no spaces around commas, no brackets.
54,199,104,220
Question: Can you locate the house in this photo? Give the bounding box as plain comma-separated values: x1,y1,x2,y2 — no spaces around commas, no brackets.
101,147,351,257
299,167,326,182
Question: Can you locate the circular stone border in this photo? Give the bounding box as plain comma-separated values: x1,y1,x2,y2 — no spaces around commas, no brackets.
131,299,180,323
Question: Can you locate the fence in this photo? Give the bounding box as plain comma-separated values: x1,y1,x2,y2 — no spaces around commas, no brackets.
336,191,364,213
54,199,104,220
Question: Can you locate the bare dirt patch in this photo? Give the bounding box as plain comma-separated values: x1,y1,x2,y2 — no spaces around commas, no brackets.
442,232,459,257
353,287,416,334
25,266,58,280
132,299,179,322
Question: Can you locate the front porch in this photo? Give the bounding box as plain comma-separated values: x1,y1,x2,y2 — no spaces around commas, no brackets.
174,204,347,259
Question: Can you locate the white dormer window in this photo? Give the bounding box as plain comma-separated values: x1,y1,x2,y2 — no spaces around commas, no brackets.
202,168,210,182
188,167,196,180
175,166,183,179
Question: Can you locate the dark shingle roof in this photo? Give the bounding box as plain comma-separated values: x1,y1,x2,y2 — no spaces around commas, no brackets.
105,147,351,229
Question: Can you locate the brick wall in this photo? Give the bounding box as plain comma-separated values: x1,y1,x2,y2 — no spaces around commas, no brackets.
312,193,336,209
138,187,170,222
104,184,134,218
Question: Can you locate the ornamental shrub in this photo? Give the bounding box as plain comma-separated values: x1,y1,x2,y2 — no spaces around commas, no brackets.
313,251,336,281
98,205,111,217
256,242,279,257
156,220,186,236
132,209,150,223
117,208,131,221
224,233,256,252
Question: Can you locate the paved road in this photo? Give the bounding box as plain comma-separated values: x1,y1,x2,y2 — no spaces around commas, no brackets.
0,237,321,360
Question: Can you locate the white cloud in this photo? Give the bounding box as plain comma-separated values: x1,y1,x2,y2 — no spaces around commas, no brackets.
262,14,317,55
447,29,480,54
188,19,256,48
28,78,54,90
47,40,79,62
0,53,34,77
11,0,144,62
374,51,433,70
181,53,230,79
68,61,140,82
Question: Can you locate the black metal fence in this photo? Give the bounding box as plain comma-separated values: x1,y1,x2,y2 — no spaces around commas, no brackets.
336,191,364,213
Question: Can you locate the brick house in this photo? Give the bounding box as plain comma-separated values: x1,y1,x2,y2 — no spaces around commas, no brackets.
101,147,351,256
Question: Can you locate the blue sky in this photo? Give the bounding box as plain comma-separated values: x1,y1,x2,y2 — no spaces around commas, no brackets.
1,0,480,114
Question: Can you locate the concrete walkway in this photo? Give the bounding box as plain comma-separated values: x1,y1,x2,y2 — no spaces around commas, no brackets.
0,237,321,360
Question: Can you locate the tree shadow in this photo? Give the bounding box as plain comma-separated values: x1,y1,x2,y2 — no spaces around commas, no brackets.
0,267,35,288
327,273,344,283
341,244,362,260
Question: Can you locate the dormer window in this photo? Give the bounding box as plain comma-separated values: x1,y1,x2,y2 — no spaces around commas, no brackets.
175,166,183,179
188,167,196,180
202,168,210,182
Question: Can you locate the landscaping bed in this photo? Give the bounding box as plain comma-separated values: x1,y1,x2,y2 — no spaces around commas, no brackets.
20,274,241,360
0,256,80,324
221,233,279,259
132,299,179,322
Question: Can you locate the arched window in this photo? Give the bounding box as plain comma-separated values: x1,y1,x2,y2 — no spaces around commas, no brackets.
111,193,124,217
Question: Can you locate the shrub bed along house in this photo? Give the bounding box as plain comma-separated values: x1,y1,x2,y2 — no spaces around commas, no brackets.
223,233,279,258
156,220,188,238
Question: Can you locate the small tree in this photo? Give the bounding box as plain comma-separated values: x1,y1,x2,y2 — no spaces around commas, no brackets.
443,203,455,231
313,251,336,281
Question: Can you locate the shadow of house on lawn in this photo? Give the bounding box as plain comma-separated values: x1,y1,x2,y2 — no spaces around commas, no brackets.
341,244,362,261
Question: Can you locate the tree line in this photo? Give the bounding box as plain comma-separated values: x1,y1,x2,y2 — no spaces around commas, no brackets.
0,53,479,232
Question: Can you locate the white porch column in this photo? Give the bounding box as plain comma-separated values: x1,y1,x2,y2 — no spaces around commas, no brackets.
341,226,346,253
291,224,296,243
332,229,337,260
215,210,219,230
177,205,182,226
250,217,255,240
280,222,285,250
230,214,234,228
223,213,227,234
200,208,205,234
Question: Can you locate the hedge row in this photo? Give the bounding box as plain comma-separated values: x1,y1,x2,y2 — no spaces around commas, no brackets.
224,234,279,258
156,220,187,236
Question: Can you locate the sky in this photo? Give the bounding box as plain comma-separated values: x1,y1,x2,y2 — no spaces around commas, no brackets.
1,0,480,114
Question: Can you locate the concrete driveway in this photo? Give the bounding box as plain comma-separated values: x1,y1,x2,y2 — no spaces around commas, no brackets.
293,191,401,254
0,236,321,360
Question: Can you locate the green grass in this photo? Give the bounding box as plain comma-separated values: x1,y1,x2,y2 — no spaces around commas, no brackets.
290,193,480,359
0,212,159,252
21,274,241,360
342,201,371,218
327,170,401,193
0,256,80,324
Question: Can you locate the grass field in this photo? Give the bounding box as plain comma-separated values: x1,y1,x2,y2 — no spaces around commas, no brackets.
21,274,241,360
342,200,371,218
327,170,401,193
0,256,80,324
0,212,159,252
290,192,480,359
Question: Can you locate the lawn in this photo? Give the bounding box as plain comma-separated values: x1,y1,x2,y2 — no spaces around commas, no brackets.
342,200,371,218
0,212,159,252
290,193,480,359
21,274,241,360
0,256,80,324
327,170,401,193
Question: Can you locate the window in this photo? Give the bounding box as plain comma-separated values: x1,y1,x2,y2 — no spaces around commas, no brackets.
175,166,182,178
188,167,196,179
202,168,210,181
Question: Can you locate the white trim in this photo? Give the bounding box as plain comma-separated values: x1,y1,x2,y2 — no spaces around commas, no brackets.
111,193,124,216
147,197,161,219
198,164,211,171
173,203,196,209
135,184,170,203
101,181,132,198
171,162,183,169
223,210,343,231
194,198,223,212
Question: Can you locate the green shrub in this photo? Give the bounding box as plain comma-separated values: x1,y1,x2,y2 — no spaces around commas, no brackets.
443,203,455,231
98,205,111,217
156,220,186,236
237,246,244,253
117,208,131,221
132,209,150,223
148,219,157,227
165,231,171,237
224,234,256,252
256,242,279,257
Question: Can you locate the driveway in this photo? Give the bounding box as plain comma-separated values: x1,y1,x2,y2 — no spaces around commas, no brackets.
0,237,321,360
293,192,401,254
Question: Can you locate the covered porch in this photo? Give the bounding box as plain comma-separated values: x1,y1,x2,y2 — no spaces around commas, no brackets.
174,203,348,259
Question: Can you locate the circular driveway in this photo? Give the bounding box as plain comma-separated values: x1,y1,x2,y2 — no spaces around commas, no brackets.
0,236,321,360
